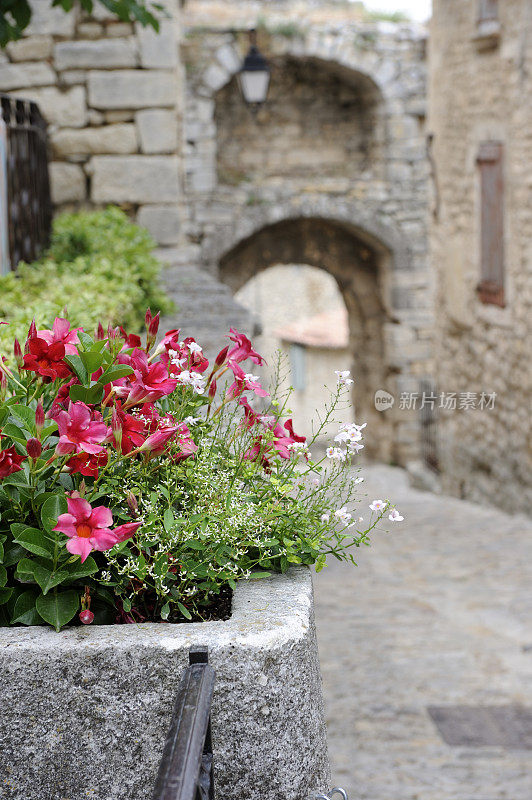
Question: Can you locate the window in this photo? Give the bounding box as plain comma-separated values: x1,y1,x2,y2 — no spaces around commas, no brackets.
477,141,505,307
478,0,498,22
289,343,306,391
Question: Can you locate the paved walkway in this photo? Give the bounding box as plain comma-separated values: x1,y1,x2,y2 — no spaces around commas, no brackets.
313,466,532,800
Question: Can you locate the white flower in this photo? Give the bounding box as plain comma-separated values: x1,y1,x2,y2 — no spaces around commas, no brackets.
358,516,364,522
184,416,202,426
354,476,364,484
388,508,404,522
326,446,346,461
335,370,355,386
369,499,388,513
187,341,203,354
244,372,260,383
334,506,352,523
312,477,320,487
326,446,335,458
334,431,350,443
320,513,330,523
348,442,364,454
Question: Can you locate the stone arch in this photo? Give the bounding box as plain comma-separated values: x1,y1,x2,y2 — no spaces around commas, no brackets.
215,213,406,462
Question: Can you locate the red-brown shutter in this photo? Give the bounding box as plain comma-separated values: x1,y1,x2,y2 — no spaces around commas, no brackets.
477,141,505,307
478,0,498,21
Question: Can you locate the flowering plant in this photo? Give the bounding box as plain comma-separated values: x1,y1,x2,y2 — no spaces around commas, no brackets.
0,312,402,630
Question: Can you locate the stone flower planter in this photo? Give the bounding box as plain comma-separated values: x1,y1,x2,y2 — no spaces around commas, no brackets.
0,567,330,800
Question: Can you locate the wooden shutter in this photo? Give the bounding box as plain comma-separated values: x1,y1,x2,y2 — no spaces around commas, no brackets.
478,0,498,21
477,141,505,307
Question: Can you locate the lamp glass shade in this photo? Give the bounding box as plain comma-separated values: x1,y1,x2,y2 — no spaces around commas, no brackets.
238,69,270,105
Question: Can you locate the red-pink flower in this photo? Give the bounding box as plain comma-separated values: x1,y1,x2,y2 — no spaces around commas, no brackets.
227,329,265,366
139,424,179,455
22,338,72,381
55,401,109,456
116,349,178,406
66,451,109,479
161,332,209,376
227,362,268,400
0,445,25,478
105,402,145,454
37,317,80,355
171,423,198,462
238,396,262,429
54,497,141,562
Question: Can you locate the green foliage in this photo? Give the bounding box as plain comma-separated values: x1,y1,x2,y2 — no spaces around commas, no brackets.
0,0,165,47
362,9,410,23
0,206,172,354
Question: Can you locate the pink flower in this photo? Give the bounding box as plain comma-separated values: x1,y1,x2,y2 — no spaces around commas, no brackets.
37,317,81,355
139,424,180,455
105,402,145,454
171,423,198,462
227,329,265,366
117,349,178,406
66,451,108,479
238,396,262,429
227,362,268,400
54,497,141,562
55,401,109,456
161,333,209,376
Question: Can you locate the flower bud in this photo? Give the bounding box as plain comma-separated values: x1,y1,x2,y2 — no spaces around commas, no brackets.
215,345,229,367
0,370,6,400
13,338,23,367
35,400,45,434
26,438,42,459
148,311,160,338
145,308,152,329
79,610,94,625
96,322,105,341
111,406,123,449
126,491,139,516
208,378,217,400
25,319,37,353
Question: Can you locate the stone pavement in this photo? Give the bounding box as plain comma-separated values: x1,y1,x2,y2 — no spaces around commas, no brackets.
313,466,532,800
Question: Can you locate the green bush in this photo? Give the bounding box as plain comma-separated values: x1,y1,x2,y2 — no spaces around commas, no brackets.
0,207,172,354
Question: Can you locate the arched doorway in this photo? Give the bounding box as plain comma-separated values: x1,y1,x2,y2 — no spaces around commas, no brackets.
220,217,393,461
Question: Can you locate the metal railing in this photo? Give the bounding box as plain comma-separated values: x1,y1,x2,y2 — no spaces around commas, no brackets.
0,94,52,273
152,646,215,800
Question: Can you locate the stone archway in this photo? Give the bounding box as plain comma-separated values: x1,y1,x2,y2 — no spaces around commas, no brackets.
218,216,394,461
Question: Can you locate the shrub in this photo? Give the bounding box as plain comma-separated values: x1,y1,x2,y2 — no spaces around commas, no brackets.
0,313,403,630
0,207,172,355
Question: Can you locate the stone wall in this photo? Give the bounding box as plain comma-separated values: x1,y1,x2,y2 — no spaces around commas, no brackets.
428,0,532,514
180,0,433,465
0,0,184,246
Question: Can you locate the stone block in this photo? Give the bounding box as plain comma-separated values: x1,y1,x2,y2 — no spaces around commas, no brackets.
49,162,86,204
88,70,178,109
104,110,134,123
9,86,87,128
90,155,179,203
55,39,137,70
137,204,180,244
60,70,86,86
201,62,230,92
51,124,138,157
136,108,178,154
6,35,53,61
26,0,76,36
215,43,241,74
0,62,55,91
137,20,178,68
106,22,134,37
0,569,329,800
76,22,103,39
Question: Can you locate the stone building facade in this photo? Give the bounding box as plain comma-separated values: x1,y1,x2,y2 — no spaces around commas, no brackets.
429,0,532,514
0,0,184,236
179,0,432,464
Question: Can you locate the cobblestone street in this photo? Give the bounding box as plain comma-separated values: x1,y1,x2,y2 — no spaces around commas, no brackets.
314,466,532,800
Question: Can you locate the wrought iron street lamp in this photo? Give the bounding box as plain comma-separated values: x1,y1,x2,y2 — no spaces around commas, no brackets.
238,29,270,108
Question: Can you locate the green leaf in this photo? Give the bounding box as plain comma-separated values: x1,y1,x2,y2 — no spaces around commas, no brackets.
64,354,88,386
69,383,105,405
9,405,36,434
177,601,192,620
78,331,95,349
98,364,134,384
160,602,170,620
41,494,68,533
12,524,55,558
0,565,6,587
79,349,105,376
62,556,98,581
14,557,37,581
32,563,70,595
11,589,42,626
3,542,26,567
163,508,174,531
1,421,27,444
36,590,79,631
249,571,271,580
0,587,13,605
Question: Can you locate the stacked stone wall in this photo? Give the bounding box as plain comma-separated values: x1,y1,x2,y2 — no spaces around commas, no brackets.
429,0,532,514
0,0,184,246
